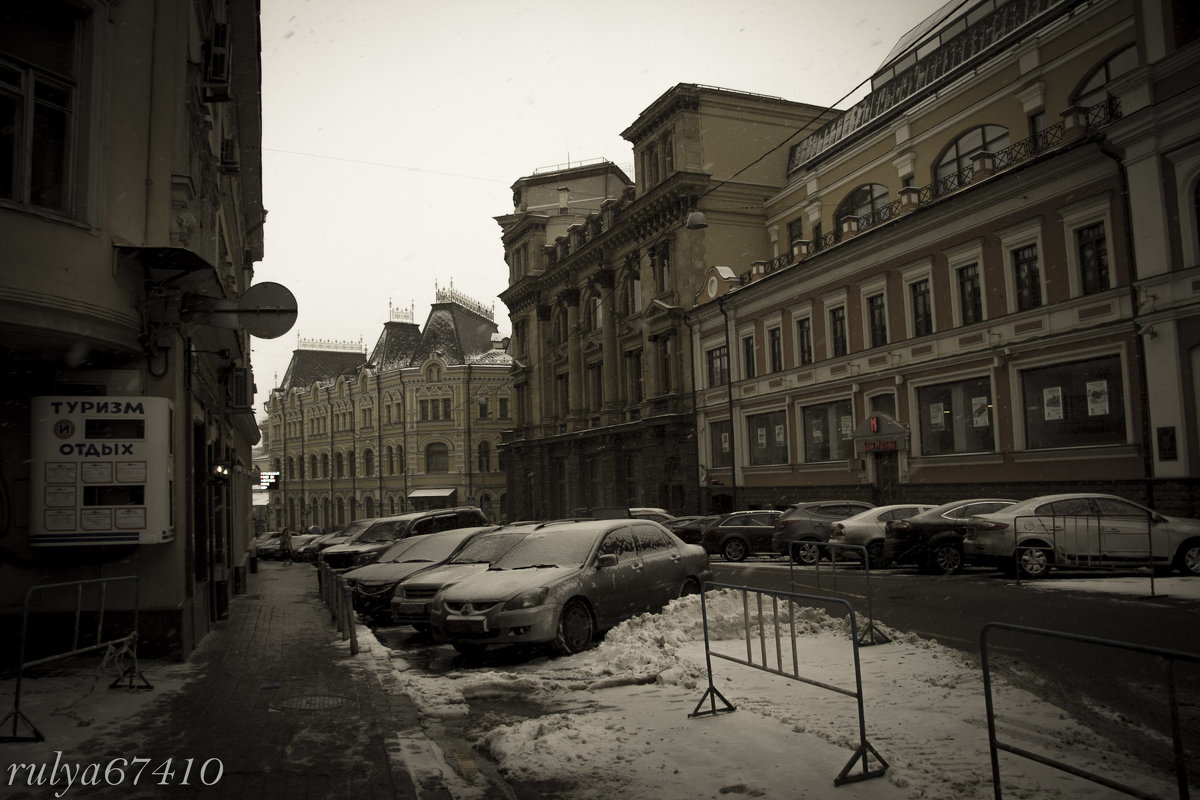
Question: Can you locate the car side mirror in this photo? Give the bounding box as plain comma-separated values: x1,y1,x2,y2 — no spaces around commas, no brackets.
596,553,619,568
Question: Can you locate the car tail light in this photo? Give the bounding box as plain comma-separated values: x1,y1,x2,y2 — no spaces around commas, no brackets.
974,519,1009,530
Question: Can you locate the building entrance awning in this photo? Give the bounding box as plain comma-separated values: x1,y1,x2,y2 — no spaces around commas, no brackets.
407,488,457,499
851,412,910,455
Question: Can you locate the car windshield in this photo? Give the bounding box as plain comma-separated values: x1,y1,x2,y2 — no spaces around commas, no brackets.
395,533,472,563
448,531,529,564
358,520,403,543
375,536,426,563
491,528,597,570
335,520,373,542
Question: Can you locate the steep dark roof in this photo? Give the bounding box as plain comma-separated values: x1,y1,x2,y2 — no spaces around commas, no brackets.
277,349,365,393
410,302,499,365
368,321,422,370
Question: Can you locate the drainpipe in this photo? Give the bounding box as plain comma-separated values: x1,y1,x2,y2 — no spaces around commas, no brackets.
718,297,739,510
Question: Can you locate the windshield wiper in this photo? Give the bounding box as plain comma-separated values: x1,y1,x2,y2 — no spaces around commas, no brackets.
512,564,559,570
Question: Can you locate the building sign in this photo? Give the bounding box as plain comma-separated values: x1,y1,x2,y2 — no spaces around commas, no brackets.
851,413,910,456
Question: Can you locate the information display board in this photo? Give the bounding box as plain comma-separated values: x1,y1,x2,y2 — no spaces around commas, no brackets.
30,396,175,546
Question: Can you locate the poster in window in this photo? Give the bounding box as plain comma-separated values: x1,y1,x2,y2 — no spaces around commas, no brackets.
757,427,766,447
1043,387,1063,421
840,415,852,439
930,402,945,431
775,424,785,444
812,420,824,443
1086,380,1109,416
972,396,990,428
720,432,729,453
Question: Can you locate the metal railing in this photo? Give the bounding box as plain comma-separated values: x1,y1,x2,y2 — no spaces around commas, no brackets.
318,561,360,656
1009,513,1164,594
981,623,1198,799
689,582,889,786
1,576,151,743
785,541,889,646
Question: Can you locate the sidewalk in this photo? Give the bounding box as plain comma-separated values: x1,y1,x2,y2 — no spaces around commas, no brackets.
1,562,475,799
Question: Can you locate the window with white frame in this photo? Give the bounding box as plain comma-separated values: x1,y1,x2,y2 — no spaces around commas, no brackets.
1060,195,1114,297
746,409,788,466
866,293,888,348
916,377,995,456
768,327,783,373
1020,354,1126,449
829,306,848,357
742,333,756,379
901,259,935,339
795,317,814,366
709,419,733,469
999,220,1044,314
706,344,729,387
802,399,853,462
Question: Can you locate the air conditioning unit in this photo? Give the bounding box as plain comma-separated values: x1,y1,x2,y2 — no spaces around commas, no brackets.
220,138,239,172
227,367,254,409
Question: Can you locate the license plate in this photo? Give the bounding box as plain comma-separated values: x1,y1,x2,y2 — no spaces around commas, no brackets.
445,616,488,634
395,601,426,616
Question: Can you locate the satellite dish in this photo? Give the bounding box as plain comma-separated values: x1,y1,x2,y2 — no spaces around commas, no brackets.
238,282,298,339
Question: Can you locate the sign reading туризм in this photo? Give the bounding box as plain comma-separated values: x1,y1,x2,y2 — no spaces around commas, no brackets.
30,396,175,546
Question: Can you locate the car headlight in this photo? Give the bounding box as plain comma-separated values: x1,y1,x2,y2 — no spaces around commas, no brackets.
353,551,378,566
503,587,548,611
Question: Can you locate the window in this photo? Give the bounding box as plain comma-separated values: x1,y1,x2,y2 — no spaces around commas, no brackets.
419,399,429,421
1021,355,1126,449
910,279,932,337
656,241,671,293
363,449,374,477
796,318,813,365
627,350,643,404
867,294,888,348
835,184,890,234
442,398,452,420
1077,222,1109,295
829,307,848,357
936,126,1009,187
802,400,853,462
499,397,509,419
768,328,783,373
425,442,449,473
657,336,672,394
746,410,788,466
706,344,729,388
321,453,329,478
386,446,394,475
917,377,995,456
477,441,491,473
787,218,804,248
0,3,81,213
1012,244,1042,311
335,453,345,478
742,334,756,379
710,419,733,469
1073,45,1138,109
957,264,983,325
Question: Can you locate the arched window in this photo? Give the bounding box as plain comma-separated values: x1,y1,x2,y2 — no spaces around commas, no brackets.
834,184,890,239
321,453,329,478
397,446,405,473
273,457,282,473
386,446,394,475
336,498,345,526
1073,45,1138,109
936,126,1009,185
427,364,441,382
287,456,295,480
365,496,374,517
363,449,374,477
477,441,491,473
426,442,449,473
348,450,356,477
335,452,345,478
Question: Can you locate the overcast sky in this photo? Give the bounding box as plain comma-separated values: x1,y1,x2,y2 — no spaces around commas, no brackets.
250,0,953,415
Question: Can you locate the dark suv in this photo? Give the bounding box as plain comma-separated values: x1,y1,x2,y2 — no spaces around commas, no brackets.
319,507,491,572
771,501,876,565
699,510,784,562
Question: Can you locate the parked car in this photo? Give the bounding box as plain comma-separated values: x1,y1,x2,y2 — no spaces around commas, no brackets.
586,506,676,524
826,504,937,567
665,515,721,545
771,501,877,565
883,499,1019,574
698,510,784,562
964,493,1200,579
320,507,491,572
390,524,540,630
252,531,282,559
430,519,711,656
345,527,497,623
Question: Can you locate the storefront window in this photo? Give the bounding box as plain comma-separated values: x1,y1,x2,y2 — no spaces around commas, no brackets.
710,419,732,469
802,400,853,462
917,377,995,455
746,410,788,466
1021,355,1125,449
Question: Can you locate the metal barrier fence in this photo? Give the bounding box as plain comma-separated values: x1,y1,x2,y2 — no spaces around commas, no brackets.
690,581,888,786
1,576,151,743
318,561,359,656
1009,513,1163,594
980,622,1198,799
784,541,889,645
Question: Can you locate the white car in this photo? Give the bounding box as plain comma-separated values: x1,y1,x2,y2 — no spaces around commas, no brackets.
826,504,937,567
964,493,1200,579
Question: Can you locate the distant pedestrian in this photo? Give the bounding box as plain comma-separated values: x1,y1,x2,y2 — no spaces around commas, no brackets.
279,527,293,564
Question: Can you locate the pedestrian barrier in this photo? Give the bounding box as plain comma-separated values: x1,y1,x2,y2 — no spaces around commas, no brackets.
689,581,889,786
1,576,151,743
317,561,359,656
980,622,1198,799
784,541,889,645
1009,513,1164,594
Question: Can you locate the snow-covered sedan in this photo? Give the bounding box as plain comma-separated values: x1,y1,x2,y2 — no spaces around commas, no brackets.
826,504,937,567
430,519,711,656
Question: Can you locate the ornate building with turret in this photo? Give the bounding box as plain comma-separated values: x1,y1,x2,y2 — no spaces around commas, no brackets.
263,287,513,529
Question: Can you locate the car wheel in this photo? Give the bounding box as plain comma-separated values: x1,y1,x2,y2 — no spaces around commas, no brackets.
679,577,702,597
1016,541,1052,579
926,543,964,575
1174,539,1200,576
721,538,749,562
551,599,595,656
791,540,820,566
